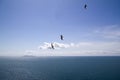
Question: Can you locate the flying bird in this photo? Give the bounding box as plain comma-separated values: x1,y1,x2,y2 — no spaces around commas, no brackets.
84,4,87,9
60,35,64,40
51,43,54,49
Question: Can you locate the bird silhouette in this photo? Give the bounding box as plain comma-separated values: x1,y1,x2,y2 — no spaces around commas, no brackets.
60,35,64,40
84,4,87,9
51,43,54,49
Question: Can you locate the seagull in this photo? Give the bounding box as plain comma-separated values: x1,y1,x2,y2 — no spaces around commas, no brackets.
60,35,64,40
51,43,54,49
84,4,87,9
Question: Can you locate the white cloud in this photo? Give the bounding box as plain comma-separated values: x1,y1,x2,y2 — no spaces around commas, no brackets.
94,25,120,39
39,42,73,49
39,42,52,49
26,41,120,56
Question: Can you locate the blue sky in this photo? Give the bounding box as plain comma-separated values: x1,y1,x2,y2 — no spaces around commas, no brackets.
0,0,120,56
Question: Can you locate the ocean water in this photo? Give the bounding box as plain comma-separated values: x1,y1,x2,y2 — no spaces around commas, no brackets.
0,56,120,80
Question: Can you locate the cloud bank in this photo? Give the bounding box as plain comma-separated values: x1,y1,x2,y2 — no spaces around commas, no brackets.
39,42,72,49
26,41,120,56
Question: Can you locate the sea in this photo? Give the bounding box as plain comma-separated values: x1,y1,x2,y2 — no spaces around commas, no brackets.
0,56,120,80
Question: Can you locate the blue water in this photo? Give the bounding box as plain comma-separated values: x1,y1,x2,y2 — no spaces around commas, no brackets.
0,56,120,80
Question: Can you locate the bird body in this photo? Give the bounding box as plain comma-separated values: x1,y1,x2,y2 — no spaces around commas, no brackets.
84,4,87,9
51,43,54,49
60,35,64,40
